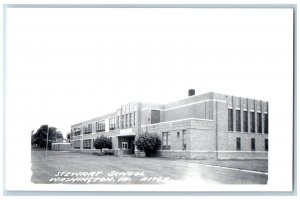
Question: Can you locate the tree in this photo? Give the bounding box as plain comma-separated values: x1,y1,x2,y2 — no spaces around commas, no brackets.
94,135,112,151
67,133,71,142
31,125,63,149
135,132,161,157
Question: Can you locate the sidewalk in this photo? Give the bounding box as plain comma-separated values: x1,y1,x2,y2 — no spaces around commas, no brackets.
174,158,268,173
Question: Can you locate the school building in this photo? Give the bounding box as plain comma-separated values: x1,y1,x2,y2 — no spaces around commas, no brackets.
70,90,269,159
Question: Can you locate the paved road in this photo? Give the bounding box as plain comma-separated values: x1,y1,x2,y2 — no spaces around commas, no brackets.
31,150,268,184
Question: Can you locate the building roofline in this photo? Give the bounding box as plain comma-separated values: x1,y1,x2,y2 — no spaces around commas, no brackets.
71,111,117,127
71,91,268,127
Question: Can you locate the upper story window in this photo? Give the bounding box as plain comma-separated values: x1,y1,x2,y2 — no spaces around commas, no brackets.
84,123,92,134
120,103,137,129
243,110,248,132
109,117,116,130
228,108,233,131
264,113,268,134
236,110,241,132
250,111,255,133
133,111,137,127
121,115,124,129
129,113,132,127
73,128,81,136
257,112,262,133
151,110,160,124
116,116,120,129
125,114,129,128
96,121,105,132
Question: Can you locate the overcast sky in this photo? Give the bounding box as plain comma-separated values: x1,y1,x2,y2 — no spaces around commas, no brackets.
6,8,293,137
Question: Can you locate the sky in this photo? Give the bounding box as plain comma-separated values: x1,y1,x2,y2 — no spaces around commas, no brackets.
6,8,293,137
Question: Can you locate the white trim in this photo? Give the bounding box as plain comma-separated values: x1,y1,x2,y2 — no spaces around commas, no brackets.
141,118,214,127
141,99,226,112
141,108,163,111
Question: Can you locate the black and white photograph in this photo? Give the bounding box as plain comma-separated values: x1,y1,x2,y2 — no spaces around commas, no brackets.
2,1,295,194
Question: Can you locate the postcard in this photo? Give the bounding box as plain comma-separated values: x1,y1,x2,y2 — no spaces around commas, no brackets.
3,4,295,194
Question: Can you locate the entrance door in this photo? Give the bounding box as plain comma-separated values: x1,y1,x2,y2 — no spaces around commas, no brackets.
122,142,128,150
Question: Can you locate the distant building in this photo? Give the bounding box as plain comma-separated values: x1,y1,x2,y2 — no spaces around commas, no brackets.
55,138,69,143
70,91,268,159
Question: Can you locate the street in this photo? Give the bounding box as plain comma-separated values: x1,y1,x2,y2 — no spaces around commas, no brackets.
31,150,268,184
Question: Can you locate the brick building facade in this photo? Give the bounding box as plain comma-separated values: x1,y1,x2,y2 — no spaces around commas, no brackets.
70,91,268,159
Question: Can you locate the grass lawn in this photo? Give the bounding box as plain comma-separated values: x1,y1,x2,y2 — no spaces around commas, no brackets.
31,149,268,184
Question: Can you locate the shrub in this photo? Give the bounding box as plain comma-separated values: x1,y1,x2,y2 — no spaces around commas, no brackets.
103,150,114,155
94,135,112,151
135,132,161,157
92,152,104,156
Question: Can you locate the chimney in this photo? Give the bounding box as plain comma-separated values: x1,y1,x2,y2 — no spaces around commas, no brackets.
188,89,195,96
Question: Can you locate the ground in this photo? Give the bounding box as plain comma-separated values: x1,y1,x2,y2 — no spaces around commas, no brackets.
31,149,268,184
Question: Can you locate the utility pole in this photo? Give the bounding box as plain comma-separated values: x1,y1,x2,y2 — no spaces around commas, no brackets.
46,125,49,157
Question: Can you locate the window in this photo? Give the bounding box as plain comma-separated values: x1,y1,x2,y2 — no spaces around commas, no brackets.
182,130,186,150
121,115,124,129
72,140,81,149
73,128,81,136
109,117,116,130
236,110,241,132
88,124,92,133
243,110,248,132
257,113,262,133
116,116,120,129
133,112,137,127
228,108,233,131
250,111,255,133
84,124,92,134
125,114,129,128
251,138,256,151
265,139,268,151
264,113,268,134
83,139,92,149
96,121,105,132
162,132,171,150
129,113,132,127
177,132,180,138
122,142,128,149
236,137,241,151
151,110,160,124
